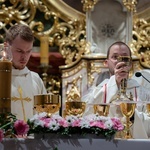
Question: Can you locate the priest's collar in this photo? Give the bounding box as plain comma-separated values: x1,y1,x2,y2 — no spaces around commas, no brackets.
12,66,30,76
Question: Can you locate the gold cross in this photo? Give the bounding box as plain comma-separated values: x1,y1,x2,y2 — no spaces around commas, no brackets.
11,86,31,122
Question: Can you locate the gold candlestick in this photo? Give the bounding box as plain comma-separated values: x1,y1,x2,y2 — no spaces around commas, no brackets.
40,36,49,65
39,64,51,87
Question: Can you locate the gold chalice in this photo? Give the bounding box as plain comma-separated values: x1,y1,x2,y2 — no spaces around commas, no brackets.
34,94,60,117
146,103,150,116
93,104,110,116
65,101,86,117
120,102,136,139
117,56,132,101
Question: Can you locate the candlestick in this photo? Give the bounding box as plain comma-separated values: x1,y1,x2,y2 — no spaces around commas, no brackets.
40,36,49,65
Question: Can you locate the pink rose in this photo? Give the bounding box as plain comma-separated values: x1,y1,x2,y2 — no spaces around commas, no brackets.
111,118,124,131
0,129,4,142
14,120,29,135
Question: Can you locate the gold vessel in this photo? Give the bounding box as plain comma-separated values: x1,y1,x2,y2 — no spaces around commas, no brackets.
93,104,110,116
65,101,86,117
120,102,136,139
117,56,132,101
34,94,60,117
146,103,150,116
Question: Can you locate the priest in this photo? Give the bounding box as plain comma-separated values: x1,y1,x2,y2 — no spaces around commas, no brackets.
82,41,150,139
5,24,47,121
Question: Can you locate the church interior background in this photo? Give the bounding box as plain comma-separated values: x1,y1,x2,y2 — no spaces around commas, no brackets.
0,0,149,115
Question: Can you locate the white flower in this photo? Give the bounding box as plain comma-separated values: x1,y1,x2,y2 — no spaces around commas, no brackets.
48,120,60,131
29,114,39,122
80,119,90,128
38,112,47,118
65,115,78,125
104,120,113,129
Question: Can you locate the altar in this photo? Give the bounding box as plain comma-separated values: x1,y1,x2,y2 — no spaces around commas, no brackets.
1,137,150,150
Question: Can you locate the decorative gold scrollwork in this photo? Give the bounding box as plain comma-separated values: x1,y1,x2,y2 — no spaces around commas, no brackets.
123,0,138,12
130,18,150,68
0,0,86,65
81,0,98,12
66,76,82,102
87,61,101,85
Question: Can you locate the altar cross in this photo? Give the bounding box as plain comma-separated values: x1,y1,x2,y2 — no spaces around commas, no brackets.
11,86,31,122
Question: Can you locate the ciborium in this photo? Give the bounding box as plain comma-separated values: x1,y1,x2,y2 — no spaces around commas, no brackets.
34,94,60,117
93,104,110,116
65,101,86,117
120,102,136,139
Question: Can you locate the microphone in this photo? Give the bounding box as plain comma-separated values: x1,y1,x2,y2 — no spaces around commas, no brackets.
135,72,150,83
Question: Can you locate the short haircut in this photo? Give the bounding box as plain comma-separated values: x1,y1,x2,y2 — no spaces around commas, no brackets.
106,41,132,58
5,24,34,44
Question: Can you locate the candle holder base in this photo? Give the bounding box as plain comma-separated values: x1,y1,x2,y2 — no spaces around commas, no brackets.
39,64,52,87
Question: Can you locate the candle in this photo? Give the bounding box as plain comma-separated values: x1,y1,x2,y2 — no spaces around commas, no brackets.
0,61,12,113
40,36,49,65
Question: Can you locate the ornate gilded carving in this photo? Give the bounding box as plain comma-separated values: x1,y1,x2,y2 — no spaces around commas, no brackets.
130,18,150,68
66,76,82,102
47,75,61,95
123,0,138,12
60,60,87,78
87,61,101,85
82,54,107,86
81,0,98,12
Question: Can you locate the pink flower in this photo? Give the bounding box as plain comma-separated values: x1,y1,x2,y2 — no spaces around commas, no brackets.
72,119,81,127
111,118,124,131
58,119,68,128
14,120,29,135
90,121,105,129
0,129,4,142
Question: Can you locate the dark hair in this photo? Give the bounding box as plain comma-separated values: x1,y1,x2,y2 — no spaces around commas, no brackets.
5,24,34,44
106,41,132,58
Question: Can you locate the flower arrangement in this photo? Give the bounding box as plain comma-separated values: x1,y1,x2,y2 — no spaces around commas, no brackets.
27,112,124,139
0,113,29,142
0,112,124,141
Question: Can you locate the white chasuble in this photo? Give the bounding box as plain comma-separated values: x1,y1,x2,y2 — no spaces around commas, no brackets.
11,67,47,121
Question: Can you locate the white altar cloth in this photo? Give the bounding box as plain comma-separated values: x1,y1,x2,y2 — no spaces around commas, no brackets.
1,137,150,150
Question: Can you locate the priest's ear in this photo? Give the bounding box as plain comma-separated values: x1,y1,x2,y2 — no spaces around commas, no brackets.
103,59,108,67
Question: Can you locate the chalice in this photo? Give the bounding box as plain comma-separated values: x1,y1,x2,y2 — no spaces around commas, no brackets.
65,101,86,117
93,104,110,116
146,103,150,116
117,56,132,101
34,94,60,117
120,102,136,139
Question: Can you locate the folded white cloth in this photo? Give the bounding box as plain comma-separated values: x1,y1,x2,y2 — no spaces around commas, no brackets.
132,109,148,139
